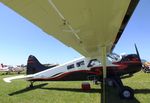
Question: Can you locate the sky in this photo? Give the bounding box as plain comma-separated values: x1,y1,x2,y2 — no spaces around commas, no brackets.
0,0,150,65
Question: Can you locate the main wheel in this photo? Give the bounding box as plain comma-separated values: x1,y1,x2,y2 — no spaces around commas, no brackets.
119,86,134,99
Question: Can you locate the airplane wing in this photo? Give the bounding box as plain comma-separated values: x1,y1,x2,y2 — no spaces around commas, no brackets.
0,0,139,58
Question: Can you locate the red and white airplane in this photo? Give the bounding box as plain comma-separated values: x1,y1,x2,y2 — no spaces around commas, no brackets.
4,45,141,99
1,0,140,100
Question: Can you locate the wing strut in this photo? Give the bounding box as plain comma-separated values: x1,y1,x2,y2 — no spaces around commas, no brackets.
100,46,107,103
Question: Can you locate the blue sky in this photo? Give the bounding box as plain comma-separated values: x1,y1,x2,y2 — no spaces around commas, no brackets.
0,0,150,65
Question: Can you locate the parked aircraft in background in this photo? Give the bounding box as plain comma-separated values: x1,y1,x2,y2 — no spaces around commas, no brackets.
0,64,10,74
11,65,26,74
0,64,25,74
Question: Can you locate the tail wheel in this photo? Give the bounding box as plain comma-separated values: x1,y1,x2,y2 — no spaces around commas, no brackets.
119,86,134,99
29,81,34,88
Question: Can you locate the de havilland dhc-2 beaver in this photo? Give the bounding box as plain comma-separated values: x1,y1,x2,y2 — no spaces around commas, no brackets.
4,45,142,99
1,0,141,101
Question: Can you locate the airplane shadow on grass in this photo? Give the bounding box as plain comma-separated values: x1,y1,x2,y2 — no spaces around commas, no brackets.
8,84,100,96
134,88,150,94
8,83,49,96
8,83,150,103
40,87,100,93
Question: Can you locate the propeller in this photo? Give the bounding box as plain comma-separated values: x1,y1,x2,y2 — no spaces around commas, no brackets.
134,44,141,62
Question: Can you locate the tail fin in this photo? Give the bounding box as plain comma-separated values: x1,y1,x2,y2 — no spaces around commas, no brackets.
27,55,48,75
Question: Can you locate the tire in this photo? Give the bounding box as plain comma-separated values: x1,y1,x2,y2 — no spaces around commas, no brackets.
119,86,134,99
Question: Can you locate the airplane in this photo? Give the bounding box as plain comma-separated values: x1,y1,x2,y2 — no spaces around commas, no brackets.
10,65,26,74
4,45,142,99
0,63,25,74
0,0,140,101
0,64,11,74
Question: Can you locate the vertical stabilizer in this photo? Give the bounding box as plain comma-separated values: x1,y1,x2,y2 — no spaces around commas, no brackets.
27,55,48,74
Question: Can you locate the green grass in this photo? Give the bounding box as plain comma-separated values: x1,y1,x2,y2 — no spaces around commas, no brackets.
0,71,150,103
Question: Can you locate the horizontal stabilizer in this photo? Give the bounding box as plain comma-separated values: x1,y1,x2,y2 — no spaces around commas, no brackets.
3,75,33,83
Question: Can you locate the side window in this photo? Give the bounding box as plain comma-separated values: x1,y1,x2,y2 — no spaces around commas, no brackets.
76,61,85,67
67,64,74,70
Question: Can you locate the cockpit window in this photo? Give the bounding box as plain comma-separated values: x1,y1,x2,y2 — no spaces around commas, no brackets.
107,53,122,62
76,61,85,67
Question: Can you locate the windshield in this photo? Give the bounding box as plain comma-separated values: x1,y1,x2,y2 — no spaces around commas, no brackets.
107,53,122,62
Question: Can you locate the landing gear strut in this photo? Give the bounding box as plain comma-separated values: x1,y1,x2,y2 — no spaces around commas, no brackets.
29,81,34,88
110,77,134,99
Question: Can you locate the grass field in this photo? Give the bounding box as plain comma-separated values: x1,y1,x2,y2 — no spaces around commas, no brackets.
0,71,149,103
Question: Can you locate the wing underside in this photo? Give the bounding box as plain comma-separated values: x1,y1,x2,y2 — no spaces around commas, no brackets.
0,0,139,58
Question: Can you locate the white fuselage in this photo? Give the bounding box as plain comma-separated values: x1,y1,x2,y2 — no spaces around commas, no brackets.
29,56,115,80
31,57,90,79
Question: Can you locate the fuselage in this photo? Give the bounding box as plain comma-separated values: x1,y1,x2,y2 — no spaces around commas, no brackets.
27,54,142,82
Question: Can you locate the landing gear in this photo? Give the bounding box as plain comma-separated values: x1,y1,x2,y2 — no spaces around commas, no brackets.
109,77,134,99
106,79,114,87
119,86,134,99
29,81,34,88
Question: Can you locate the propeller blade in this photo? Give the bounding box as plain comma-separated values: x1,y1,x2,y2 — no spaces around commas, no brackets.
134,44,141,62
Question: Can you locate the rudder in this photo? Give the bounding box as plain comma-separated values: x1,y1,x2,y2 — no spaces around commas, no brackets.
27,55,48,74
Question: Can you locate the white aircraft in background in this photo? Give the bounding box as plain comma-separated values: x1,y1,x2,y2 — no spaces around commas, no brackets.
0,63,25,74
0,64,10,74
10,65,26,74
0,0,140,101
